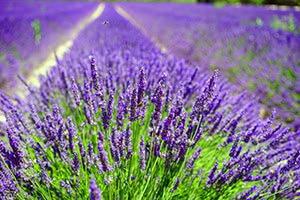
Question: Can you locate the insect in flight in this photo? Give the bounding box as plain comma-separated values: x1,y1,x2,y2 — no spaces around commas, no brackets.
137,101,143,107
102,21,109,25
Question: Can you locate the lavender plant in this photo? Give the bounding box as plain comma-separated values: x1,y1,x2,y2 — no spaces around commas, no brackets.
119,3,300,130
1,63,299,199
0,4,299,200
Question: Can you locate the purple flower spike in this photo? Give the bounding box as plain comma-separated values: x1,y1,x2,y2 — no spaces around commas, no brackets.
89,55,101,96
116,94,125,128
70,77,81,107
171,178,180,193
190,70,218,122
73,153,80,172
97,141,112,172
52,104,63,125
101,103,109,130
78,139,86,170
207,160,219,186
137,68,146,106
186,148,202,169
109,129,120,164
152,83,164,123
125,126,132,160
238,185,257,199
7,128,24,168
164,88,171,112
84,79,93,110
129,87,137,121
89,177,101,200
107,90,114,121
161,107,175,141
66,116,76,154
139,136,146,171
84,104,92,125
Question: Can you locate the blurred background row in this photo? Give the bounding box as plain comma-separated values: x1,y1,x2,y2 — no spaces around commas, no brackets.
14,0,300,6
0,1,99,91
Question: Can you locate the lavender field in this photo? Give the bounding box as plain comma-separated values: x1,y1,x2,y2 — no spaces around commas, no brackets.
0,1,98,90
0,2,299,200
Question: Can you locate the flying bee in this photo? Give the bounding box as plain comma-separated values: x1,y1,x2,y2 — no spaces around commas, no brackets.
137,101,143,107
102,21,109,25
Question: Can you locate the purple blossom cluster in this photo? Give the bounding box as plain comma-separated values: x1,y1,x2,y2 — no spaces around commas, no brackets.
0,1,99,91
119,3,300,130
0,3,299,200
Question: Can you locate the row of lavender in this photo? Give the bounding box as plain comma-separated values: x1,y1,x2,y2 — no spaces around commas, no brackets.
0,1,98,91
119,3,300,130
0,3,299,199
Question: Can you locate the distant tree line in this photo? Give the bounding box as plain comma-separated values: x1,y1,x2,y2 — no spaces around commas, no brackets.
26,0,300,6
197,0,300,6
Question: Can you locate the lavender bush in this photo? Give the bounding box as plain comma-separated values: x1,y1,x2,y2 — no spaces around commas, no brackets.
119,3,300,130
0,4,299,200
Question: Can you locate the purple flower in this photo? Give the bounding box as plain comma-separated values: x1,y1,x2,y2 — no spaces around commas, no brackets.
97,141,112,172
139,136,146,171
137,68,146,106
78,139,86,170
107,90,114,121
73,153,80,172
129,87,137,121
171,178,180,193
29,109,42,130
66,117,76,154
109,129,120,164
87,141,94,168
84,104,92,124
89,55,101,96
229,138,242,158
125,126,132,160
101,103,109,130
116,94,125,128
190,70,218,122
98,131,104,143
152,83,164,122
118,131,125,157
89,177,101,200
52,104,63,125
238,185,257,199
70,77,81,107
7,128,24,168
161,107,175,141
41,169,51,187
84,79,93,110
207,160,219,186
164,88,171,112
186,148,202,169
0,141,10,164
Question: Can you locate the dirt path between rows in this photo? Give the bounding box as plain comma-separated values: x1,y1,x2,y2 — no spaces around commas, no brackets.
26,3,105,88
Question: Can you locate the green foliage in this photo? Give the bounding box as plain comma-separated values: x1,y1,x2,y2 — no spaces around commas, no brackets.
214,1,226,8
0,54,6,62
256,17,263,26
271,14,300,35
196,0,299,5
31,19,42,45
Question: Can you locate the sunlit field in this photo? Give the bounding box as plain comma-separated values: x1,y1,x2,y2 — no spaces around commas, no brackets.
0,1,299,200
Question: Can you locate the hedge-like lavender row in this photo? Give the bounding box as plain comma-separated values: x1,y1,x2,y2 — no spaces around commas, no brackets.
0,4,299,200
118,3,300,130
0,1,99,91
